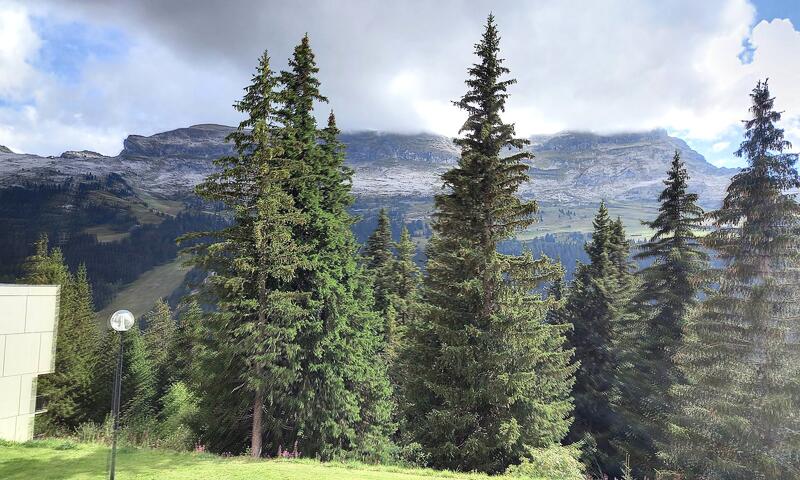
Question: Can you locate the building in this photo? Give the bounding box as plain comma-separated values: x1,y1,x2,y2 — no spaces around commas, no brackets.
0,284,60,441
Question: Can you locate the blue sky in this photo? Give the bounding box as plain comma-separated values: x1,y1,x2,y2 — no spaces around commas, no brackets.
31,17,128,84
1,0,799,169
678,0,800,167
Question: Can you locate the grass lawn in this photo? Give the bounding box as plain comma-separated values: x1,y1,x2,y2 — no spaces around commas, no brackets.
0,440,519,480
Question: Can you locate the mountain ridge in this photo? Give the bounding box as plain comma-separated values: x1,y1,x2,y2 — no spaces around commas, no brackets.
0,124,735,206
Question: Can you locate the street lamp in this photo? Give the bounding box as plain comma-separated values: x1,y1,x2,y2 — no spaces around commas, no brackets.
108,310,134,480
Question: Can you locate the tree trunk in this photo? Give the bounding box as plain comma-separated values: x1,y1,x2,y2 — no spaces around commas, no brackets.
251,391,263,458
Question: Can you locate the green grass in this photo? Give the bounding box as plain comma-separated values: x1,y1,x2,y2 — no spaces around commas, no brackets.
0,440,515,480
82,225,132,243
517,201,660,240
96,257,191,323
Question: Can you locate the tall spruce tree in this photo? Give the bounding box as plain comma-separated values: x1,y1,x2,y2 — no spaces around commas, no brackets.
668,80,800,479
142,299,176,399
544,276,567,324
616,151,708,477
23,236,100,432
181,51,310,457
121,324,157,425
390,225,420,346
185,39,392,458
275,35,394,459
562,202,632,476
402,16,575,473
364,208,395,317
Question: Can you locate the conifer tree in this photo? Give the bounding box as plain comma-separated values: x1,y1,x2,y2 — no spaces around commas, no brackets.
616,151,708,476
275,35,394,459
121,325,157,424
184,39,392,458
402,16,575,473
562,203,630,475
668,80,800,479
364,208,396,318
23,236,100,432
181,51,309,457
171,300,203,385
544,276,567,324
364,209,394,270
142,299,176,399
390,225,420,345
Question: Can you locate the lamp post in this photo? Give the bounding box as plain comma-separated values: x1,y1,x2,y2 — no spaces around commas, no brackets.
108,310,134,480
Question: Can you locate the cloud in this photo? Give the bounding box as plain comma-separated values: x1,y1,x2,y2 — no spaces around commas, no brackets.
0,0,798,166
0,3,40,99
712,141,731,152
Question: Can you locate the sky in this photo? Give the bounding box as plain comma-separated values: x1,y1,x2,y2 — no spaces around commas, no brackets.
1,0,799,168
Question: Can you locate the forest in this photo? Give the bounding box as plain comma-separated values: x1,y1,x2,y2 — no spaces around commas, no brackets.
18,15,800,480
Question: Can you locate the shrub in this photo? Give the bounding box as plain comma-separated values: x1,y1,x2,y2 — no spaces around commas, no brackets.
159,424,196,452
505,443,586,480
74,416,113,444
159,381,199,438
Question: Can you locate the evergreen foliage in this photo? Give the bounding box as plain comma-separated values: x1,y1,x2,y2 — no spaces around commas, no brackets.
181,50,311,457
23,236,101,432
389,225,421,351
182,40,393,459
544,276,567,324
616,151,709,476
142,299,176,400
363,208,395,318
121,325,158,424
276,35,394,460
402,16,575,473
362,212,421,354
667,80,800,479
562,203,634,476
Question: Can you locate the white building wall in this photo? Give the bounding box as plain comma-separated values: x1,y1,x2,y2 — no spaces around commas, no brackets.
0,284,60,441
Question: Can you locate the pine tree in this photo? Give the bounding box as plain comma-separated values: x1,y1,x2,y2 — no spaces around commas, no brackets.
363,208,395,316
121,325,157,424
390,225,420,346
142,299,176,399
171,300,203,385
181,50,309,457
562,202,630,475
23,236,100,432
402,16,575,473
544,276,567,324
364,209,394,270
183,39,393,458
617,151,708,476
274,35,394,459
668,80,800,479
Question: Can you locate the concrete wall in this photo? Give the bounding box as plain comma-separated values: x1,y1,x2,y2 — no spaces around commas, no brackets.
0,284,60,441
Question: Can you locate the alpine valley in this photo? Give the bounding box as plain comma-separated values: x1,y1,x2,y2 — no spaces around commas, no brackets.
0,124,735,314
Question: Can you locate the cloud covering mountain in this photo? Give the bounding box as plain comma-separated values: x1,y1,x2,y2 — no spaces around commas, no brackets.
0,124,735,207
0,1,798,168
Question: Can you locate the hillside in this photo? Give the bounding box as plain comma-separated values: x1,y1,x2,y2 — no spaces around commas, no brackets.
0,124,734,205
0,125,734,310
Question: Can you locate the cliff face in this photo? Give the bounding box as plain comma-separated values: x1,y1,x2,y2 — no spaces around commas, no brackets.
0,124,735,206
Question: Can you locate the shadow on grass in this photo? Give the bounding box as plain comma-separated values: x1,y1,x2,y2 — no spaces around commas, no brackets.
0,444,211,480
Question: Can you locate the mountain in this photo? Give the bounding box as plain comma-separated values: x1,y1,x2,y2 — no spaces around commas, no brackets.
0,124,736,310
0,124,735,206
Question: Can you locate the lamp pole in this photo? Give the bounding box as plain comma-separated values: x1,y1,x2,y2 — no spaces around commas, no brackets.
108,310,134,480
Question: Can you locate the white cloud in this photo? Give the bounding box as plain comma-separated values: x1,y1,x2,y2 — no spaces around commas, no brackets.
0,0,798,165
0,2,40,98
712,141,731,152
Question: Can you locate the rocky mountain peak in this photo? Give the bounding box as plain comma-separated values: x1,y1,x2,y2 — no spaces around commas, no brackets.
121,124,236,159
60,150,106,159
